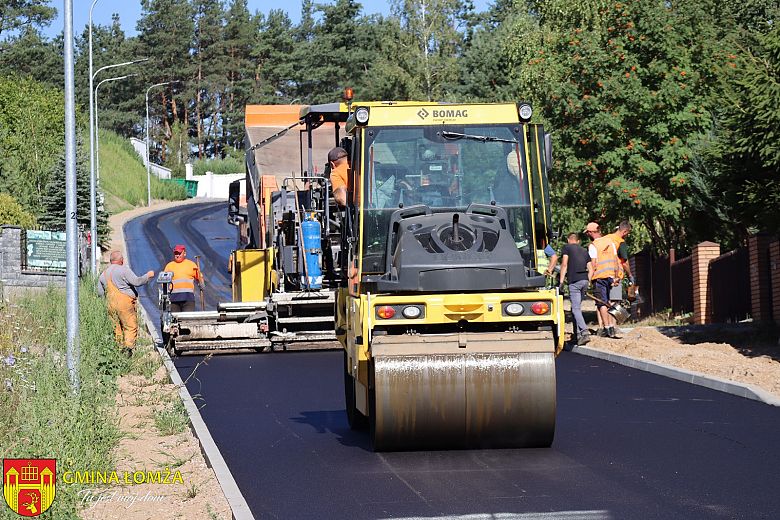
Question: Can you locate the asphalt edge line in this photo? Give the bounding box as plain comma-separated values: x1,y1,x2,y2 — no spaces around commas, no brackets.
570,345,780,407
138,305,255,520
126,208,255,520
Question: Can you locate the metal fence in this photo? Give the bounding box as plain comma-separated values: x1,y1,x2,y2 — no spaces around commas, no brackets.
631,249,692,316
709,247,751,323
670,255,693,315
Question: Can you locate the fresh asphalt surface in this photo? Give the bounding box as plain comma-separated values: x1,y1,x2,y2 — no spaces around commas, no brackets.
126,201,780,519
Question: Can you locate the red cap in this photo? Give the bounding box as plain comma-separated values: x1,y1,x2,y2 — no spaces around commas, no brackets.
173,244,186,254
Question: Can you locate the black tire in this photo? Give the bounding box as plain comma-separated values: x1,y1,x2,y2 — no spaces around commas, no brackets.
344,350,368,430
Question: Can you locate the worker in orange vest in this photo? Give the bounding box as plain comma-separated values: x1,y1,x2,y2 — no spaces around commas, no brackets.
585,222,620,338
163,244,204,312
98,250,154,356
328,147,349,206
606,220,635,288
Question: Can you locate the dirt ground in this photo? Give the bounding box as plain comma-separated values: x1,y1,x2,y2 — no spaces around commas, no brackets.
81,354,231,520
85,200,232,520
570,301,780,400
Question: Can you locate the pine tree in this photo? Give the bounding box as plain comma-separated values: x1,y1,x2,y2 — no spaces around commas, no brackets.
38,136,109,246
253,10,296,103
222,0,257,152
138,0,195,161
191,0,226,158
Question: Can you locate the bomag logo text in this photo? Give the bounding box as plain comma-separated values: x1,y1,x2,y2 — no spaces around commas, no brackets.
432,109,468,118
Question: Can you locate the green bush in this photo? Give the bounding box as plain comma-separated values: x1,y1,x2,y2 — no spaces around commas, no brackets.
192,156,244,176
0,193,37,227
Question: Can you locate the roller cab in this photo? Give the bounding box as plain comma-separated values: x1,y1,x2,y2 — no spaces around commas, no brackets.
337,102,562,450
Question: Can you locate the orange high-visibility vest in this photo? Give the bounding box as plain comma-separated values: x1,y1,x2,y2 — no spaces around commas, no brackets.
592,236,619,280
606,232,628,279
164,259,201,297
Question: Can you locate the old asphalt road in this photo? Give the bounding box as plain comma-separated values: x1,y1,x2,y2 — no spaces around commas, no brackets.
126,201,780,519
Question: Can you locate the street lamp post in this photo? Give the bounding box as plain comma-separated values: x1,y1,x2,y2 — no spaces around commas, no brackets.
88,58,147,273
146,81,176,207
94,74,137,200
65,0,80,391
88,0,100,274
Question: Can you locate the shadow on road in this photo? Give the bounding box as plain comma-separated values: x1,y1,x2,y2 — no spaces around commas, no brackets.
290,410,373,451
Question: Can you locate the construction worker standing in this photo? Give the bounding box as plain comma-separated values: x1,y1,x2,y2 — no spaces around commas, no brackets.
98,250,154,356
606,220,635,287
163,244,203,312
585,222,620,338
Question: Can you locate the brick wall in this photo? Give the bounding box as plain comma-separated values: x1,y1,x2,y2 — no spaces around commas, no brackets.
0,226,66,301
748,234,773,322
770,238,780,324
692,242,720,324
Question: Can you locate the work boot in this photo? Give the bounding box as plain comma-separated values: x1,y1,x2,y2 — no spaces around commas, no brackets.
577,332,591,346
607,327,620,339
597,328,608,338
121,347,134,359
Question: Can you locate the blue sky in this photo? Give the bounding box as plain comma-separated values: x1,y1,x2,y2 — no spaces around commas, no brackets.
46,0,492,38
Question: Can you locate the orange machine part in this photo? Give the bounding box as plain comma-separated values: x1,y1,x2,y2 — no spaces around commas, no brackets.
245,105,303,127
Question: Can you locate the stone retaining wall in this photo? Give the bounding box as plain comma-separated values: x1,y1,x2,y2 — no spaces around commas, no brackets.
0,226,67,300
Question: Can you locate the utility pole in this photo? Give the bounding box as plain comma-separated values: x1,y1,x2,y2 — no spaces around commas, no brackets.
64,0,80,392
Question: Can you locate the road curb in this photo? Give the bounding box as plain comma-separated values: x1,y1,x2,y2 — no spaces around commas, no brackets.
570,344,780,407
139,303,255,520
126,203,254,520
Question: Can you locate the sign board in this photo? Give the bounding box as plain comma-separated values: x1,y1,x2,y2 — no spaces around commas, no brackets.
25,230,67,271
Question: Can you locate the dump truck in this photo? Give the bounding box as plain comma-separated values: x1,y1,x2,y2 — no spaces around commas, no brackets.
334,100,563,450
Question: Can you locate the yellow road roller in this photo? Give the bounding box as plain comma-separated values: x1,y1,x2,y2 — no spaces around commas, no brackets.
336,100,564,450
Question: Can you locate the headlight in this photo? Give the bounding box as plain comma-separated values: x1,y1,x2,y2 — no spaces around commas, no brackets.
505,303,524,316
517,103,533,121
402,305,422,319
355,106,370,125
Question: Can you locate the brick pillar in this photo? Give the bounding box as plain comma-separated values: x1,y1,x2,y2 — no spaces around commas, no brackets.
692,241,720,324
748,234,773,322
770,238,780,324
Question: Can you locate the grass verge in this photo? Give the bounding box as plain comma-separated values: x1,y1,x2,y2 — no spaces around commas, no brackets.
98,129,187,213
0,279,137,518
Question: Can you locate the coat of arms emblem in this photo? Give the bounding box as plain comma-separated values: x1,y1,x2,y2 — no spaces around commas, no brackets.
3,459,56,517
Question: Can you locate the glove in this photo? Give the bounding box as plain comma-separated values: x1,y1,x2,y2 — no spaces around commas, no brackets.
628,276,635,286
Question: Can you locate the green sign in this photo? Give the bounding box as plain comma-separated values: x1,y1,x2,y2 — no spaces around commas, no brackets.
26,230,67,271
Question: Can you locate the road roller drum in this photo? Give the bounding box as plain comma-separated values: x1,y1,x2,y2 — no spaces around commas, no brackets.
368,332,557,451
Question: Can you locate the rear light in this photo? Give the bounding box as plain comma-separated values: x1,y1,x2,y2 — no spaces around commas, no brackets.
505,303,524,316
531,302,550,315
376,306,395,319
401,305,421,319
